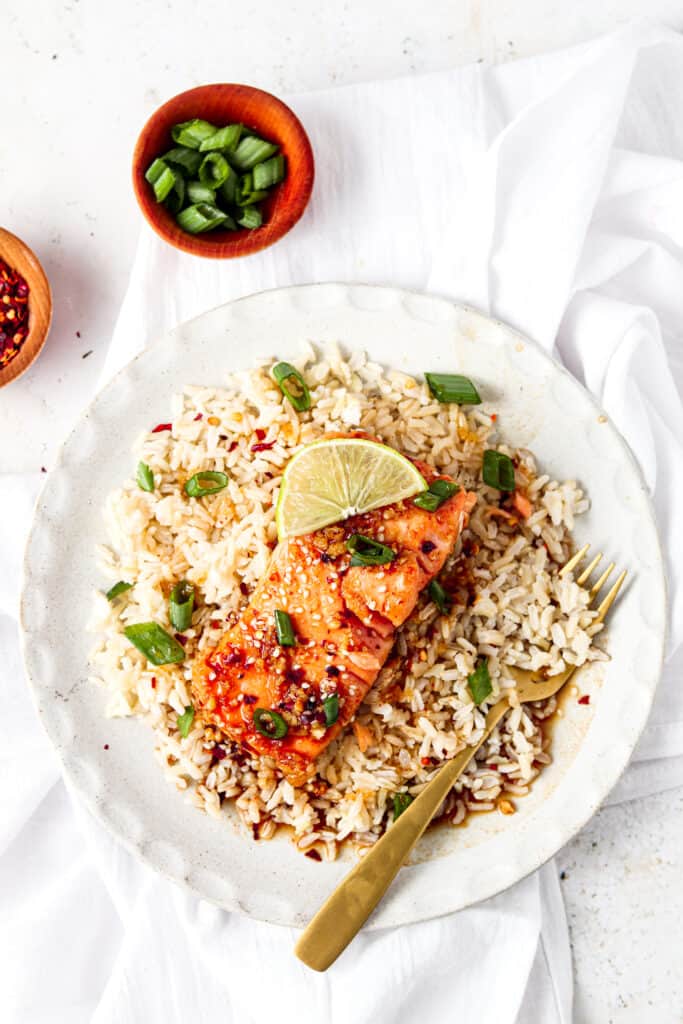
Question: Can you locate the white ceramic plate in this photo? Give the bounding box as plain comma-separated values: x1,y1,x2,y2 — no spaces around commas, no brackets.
20,284,666,929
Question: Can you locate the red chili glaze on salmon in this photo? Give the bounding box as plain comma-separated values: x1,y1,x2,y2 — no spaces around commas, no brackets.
192,458,476,784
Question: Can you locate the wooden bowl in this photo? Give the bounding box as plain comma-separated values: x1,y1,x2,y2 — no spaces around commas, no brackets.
132,84,314,259
0,228,52,388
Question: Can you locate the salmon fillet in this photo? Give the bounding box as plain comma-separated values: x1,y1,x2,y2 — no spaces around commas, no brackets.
192,457,476,784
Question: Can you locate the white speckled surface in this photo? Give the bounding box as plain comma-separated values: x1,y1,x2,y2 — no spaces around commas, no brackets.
4,1,683,1017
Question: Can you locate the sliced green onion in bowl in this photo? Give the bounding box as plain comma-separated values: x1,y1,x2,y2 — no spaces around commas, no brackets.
468,658,492,705
198,152,230,188
235,173,270,207
231,135,279,171
253,707,288,740
171,118,217,149
274,609,296,647
105,580,133,602
414,478,460,511
323,693,339,727
271,362,311,412
482,449,515,491
176,203,228,234
425,373,481,405
137,461,154,492
145,158,177,203
124,622,186,665
218,166,238,206
162,146,203,176
346,533,396,567
177,705,195,738
198,123,242,153
237,207,262,229
165,174,186,214
186,180,217,205
253,154,286,190
428,579,450,614
184,470,229,498
169,580,195,631
393,792,414,820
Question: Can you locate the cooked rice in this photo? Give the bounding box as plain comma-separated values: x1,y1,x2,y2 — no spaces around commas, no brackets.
89,343,603,859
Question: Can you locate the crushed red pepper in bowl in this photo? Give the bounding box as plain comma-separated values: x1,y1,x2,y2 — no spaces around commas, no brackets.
0,258,30,369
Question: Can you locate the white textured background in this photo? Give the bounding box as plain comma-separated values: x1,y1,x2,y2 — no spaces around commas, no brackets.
4,2,683,1020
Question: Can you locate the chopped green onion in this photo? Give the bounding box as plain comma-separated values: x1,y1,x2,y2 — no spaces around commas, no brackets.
393,792,414,821
199,123,242,153
165,174,186,214
144,158,177,203
346,533,396,567
253,154,286,190
425,373,482,405
274,609,296,647
198,152,230,188
169,581,195,632
123,622,186,665
186,180,216,205
253,708,288,740
323,693,339,727
171,118,217,149
105,580,133,602
231,135,279,171
237,207,262,229
482,449,515,491
176,203,227,234
271,362,311,412
137,461,154,492
468,658,492,705
162,146,203,176
428,579,450,614
177,705,195,738
184,470,229,498
414,478,460,511
235,173,270,207
218,166,238,206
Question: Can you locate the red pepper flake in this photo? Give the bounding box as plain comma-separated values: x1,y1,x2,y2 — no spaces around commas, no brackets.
251,440,276,453
152,422,172,433
0,257,30,370
211,745,227,764
174,633,188,646
76,330,81,338
228,441,238,452
254,428,267,441
103,744,109,750
421,756,432,766
490,413,498,422
305,849,322,861
151,677,157,689
578,694,591,705
210,619,222,629
194,413,203,421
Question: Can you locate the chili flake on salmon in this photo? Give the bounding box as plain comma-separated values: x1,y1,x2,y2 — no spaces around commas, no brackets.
192,456,476,784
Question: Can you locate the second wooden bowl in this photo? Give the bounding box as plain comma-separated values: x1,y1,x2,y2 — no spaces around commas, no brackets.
0,228,52,388
132,84,315,259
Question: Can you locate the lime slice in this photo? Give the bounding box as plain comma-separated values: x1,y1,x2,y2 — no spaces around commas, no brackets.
276,437,427,539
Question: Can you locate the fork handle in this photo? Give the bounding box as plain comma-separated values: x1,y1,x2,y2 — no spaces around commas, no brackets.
294,699,510,971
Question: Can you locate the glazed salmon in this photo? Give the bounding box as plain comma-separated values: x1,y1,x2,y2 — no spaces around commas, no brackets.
192,458,476,784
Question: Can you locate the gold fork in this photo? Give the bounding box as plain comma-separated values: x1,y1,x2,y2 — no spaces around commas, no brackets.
294,545,626,971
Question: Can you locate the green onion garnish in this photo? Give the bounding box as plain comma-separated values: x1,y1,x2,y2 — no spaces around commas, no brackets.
165,174,186,214
176,202,228,234
231,136,279,171
123,622,186,665
137,461,154,492
171,119,217,149
169,581,195,632
274,609,296,647
105,580,133,602
428,579,450,615
253,708,288,740
346,534,396,567
271,362,311,412
184,470,229,498
198,124,242,153
235,173,270,207
482,450,515,491
144,158,177,203
186,180,217,205
237,207,263,229
393,792,414,820
425,373,482,405
323,694,339,726
198,152,230,189
468,659,492,705
162,146,203,176
218,166,238,206
177,705,195,738
253,154,286,190
414,478,460,512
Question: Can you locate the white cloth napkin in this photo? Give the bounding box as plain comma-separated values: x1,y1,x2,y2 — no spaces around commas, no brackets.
3,19,683,1024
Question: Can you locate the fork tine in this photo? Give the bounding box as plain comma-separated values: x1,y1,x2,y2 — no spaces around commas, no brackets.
577,552,602,586
588,562,615,603
594,570,627,624
560,543,590,578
